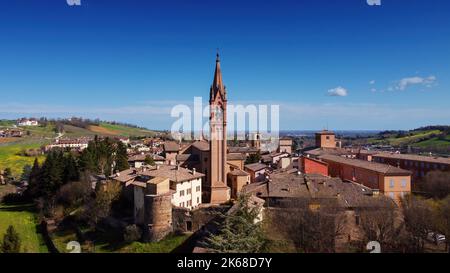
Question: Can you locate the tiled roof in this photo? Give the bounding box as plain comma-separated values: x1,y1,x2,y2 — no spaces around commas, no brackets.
191,140,210,151
164,141,180,152
229,169,249,176
244,163,267,172
227,153,246,160
114,164,204,184
228,146,259,153
176,153,199,162
372,153,450,165
244,172,380,208
304,147,349,157
128,153,165,162
319,154,411,175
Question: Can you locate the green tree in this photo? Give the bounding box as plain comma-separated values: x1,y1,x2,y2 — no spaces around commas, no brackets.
26,158,41,198
20,164,32,182
1,225,21,253
204,194,265,253
63,153,79,183
245,151,261,164
144,155,155,166
115,142,130,172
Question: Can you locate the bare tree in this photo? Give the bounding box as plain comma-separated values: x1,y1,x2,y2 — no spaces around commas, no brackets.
356,197,399,251
268,198,346,253
400,195,435,252
423,171,450,199
435,196,450,252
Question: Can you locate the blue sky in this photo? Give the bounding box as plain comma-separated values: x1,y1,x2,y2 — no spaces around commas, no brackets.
0,0,449,130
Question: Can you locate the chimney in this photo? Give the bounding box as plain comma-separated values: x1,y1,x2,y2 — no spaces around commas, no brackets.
193,168,196,175
156,165,160,170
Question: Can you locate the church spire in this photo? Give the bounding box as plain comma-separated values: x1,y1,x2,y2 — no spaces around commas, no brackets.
210,51,226,101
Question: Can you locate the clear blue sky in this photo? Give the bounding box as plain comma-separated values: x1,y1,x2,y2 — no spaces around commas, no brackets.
0,0,449,130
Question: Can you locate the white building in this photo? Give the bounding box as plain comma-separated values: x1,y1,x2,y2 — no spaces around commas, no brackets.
45,138,90,151
114,164,204,210
17,118,39,126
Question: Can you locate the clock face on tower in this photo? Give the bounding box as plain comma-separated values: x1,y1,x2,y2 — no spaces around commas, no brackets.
212,105,223,122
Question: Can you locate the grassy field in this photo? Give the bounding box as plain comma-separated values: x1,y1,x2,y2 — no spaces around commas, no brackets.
0,203,48,253
0,139,47,177
52,227,189,253
97,122,156,137
368,129,450,149
412,135,450,148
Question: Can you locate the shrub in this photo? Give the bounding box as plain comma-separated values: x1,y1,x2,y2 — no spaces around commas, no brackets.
124,224,142,243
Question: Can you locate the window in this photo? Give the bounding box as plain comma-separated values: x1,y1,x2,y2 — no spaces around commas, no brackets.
326,136,330,140
180,190,184,197
389,192,395,199
196,186,201,192
401,179,407,188
389,179,395,188
187,189,191,195
197,197,200,203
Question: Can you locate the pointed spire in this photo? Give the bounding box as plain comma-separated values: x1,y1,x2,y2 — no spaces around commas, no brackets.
211,51,226,100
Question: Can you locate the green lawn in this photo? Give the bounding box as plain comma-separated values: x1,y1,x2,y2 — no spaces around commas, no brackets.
51,226,189,253
22,124,57,138
413,136,450,148
0,140,47,177
118,234,190,253
99,122,156,137
0,203,48,253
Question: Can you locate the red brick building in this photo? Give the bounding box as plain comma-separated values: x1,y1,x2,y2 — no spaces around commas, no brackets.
372,153,450,188
299,156,329,176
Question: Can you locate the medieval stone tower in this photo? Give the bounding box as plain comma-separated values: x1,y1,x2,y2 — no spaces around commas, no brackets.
208,53,230,204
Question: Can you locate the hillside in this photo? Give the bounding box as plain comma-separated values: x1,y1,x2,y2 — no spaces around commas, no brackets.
0,119,160,177
368,126,450,154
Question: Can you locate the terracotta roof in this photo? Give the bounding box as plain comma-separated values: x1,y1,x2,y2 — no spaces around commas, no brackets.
316,130,335,135
244,163,267,172
318,154,411,176
176,153,199,162
244,172,380,208
114,164,204,184
229,169,249,176
304,147,349,157
228,146,259,153
128,153,165,162
164,141,180,152
191,140,210,151
372,153,450,165
227,153,246,160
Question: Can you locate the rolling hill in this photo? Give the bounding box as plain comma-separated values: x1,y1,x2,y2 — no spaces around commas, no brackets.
368,126,450,154
0,119,160,177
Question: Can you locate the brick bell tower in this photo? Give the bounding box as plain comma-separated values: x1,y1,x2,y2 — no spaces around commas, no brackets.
208,53,230,204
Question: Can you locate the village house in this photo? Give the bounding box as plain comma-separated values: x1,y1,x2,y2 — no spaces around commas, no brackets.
298,155,329,176
261,151,290,165
17,118,39,126
243,171,398,247
244,162,268,183
371,153,450,184
318,154,412,202
127,153,166,168
278,137,293,154
113,164,204,210
45,138,90,152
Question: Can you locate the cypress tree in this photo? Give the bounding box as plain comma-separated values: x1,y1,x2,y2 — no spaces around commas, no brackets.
1,225,21,253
